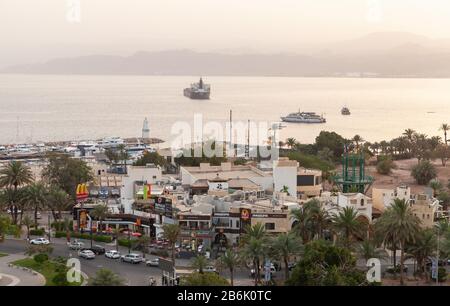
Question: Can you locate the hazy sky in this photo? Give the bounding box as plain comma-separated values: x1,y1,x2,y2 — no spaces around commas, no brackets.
2,0,450,67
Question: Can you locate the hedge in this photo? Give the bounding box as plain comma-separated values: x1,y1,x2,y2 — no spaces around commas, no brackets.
30,229,45,236
55,231,112,243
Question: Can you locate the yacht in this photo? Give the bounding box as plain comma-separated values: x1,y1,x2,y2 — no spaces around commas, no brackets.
281,111,326,123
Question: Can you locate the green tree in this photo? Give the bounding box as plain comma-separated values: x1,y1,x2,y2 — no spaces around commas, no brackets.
352,135,365,152
132,235,150,259
162,223,180,264
332,207,365,248
375,199,421,285
286,138,297,149
240,223,268,285
42,153,93,200
134,151,167,167
411,160,437,185
0,214,11,242
218,248,240,286
429,179,443,197
357,239,387,261
46,186,71,221
433,144,450,166
22,182,47,227
439,123,449,145
270,232,303,281
90,204,109,233
0,161,33,224
89,268,125,286
22,215,33,240
406,229,436,281
286,240,366,286
376,157,396,175
315,131,346,159
191,255,209,274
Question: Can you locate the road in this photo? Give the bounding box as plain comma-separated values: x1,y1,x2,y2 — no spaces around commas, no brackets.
0,237,255,286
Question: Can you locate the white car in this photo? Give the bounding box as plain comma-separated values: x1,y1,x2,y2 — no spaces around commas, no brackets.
105,250,121,259
121,253,143,264
68,241,84,250
30,238,50,245
202,265,218,274
146,258,159,267
79,250,96,259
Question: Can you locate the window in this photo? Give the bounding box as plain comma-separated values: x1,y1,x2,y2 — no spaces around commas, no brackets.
297,175,314,186
360,199,364,206
236,220,240,228
265,223,275,230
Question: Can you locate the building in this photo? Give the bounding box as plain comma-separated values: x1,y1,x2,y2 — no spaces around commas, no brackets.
320,192,373,224
410,194,441,228
120,164,162,213
273,157,323,198
372,186,411,212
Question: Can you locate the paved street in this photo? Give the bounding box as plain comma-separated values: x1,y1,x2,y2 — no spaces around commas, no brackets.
0,237,255,286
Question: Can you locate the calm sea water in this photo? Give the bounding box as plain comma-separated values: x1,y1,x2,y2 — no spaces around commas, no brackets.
0,74,449,146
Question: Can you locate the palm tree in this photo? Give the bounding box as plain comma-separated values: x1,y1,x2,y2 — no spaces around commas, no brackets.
280,185,290,195
90,204,109,233
162,223,180,264
270,232,303,281
291,207,311,243
191,255,209,274
286,138,297,150
22,182,47,227
305,199,330,240
0,214,11,242
332,207,365,248
117,144,130,174
22,215,33,240
406,229,436,281
357,239,388,261
63,217,72,243
240,236,266,286
0,161,33,224
375,199,421,285
403,129,416,142
132,235,150,259
429,179,443,197
352,135,364,152
240,223,268,285
440,123,449,145
46,186,71,221
219,248,240,286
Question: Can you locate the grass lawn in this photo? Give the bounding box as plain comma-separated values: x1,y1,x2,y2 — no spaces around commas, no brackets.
0,253,8,258
12,258,83,286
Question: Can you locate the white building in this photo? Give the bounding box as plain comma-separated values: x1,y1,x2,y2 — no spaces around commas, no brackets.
320,192,373,223
120,164,162,213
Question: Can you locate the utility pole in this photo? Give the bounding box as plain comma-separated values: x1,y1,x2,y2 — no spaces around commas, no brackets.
47,212,51,242
436,227,440,285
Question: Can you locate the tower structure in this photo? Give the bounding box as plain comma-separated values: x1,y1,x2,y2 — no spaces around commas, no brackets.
142,117,150,139
334,151,374,194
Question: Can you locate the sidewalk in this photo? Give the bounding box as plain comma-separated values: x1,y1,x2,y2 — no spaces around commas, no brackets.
0,253,46,286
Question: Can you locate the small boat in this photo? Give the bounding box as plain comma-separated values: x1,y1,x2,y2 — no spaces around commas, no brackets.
341,107,351,115
281,110,326,123
184,77,211,100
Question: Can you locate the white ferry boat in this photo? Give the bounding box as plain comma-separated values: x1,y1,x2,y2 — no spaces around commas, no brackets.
281,111,326,123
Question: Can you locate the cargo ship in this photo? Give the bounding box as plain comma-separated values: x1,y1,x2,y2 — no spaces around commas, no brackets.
183,77,210,100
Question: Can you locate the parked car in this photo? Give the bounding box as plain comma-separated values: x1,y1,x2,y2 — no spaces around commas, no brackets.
78,249,96,259
146,258,160,267
202,265,218,274
105,250,121,259
250,265,276,277
386,264,408,274
30,238,50,245
84,245,106,255
121,253,144,264
68,241,84,250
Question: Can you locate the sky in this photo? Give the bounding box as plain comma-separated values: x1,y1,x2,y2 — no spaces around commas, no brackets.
1,0,450,67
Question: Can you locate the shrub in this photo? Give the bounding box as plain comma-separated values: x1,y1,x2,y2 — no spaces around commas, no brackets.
431,267,448,283
376,157,396,175
118,238,133,248
180,272,229,286
71,232,112,243
29,229,45,236
411,160,437,185
33,253,49,264
55,231,66,238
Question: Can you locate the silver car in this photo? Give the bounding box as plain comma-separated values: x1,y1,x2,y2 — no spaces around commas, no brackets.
121,253,143,264
79,250,96,259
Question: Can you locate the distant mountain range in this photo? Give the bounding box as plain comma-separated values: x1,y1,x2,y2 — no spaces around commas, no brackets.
4,32,450,77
